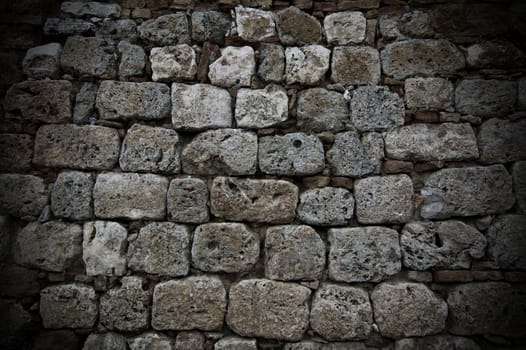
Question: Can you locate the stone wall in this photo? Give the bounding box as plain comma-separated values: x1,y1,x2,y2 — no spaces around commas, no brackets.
1,0,526,349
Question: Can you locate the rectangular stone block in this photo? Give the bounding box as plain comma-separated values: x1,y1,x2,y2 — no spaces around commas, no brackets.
404,77,454,111
51,171,94,220
61,36,117,79
331,46,380,85
0,174,48,217
455,79,516,118
167,178,209,223
83,221,128,276
477,118,526,164
0,133,33,171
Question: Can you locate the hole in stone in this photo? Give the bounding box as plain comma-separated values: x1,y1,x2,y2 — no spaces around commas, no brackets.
434,233,443,248
293,140,302,148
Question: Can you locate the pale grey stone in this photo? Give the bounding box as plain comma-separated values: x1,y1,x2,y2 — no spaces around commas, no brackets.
331,46,380,85
61,1,121,18
349,85,404,131
182,129,257,175
394,335,480,350
235,85,288,128
384,123,479,161
404,77,454,111
44,18,95,36
0,174,48,217
513,161,526,212
211,177,298,223
34,124,120,170
192,223,259,273
455,79,516,117
128,332,174,350
421,165,514,219
22,43,61,79
175,332,205,350
401,220,487,270
478,118,526,164
487,215,526,270
276,6,322,45
258,43,284,83
296,88,348,132
82,333,127,350
265,225,325,281
324,12,366,45
97,19,138,42
209,46,255,87
215,337,257,350
284,341,322,350
94,173,168,220
61,36,117,79
285,45,330,85
138,14,190,46
236,6,276,42
150,45,197,82
51,171,93,220
466,41,525,69
328,227,401,282
152,276,227,331
118,40,146,80
310,284,372,341
297,187,354,226
191,11,231,45
83,221,127,276
73,82,97,124
40,284,98,329
227,279,311,341
171,83,232,130
167,178,209,223
0,134,32,171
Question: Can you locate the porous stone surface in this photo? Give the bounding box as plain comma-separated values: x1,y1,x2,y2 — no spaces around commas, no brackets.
118,40,146,80
61,1,121,18
235,85,288,128
296,88,348,132
83,221,128,276
227,279,311,341
215,337,257,350
487,215,526,270
182,129,257,175
394,335,481,350
285,45,330,85
477,118,526,164
265,225,325,281
371,283,447,339
0,174,48,217
22,43,61,79
349,86,404,131
73,82,97,124
258,44,285,83
297,187,354,226
276,7,322,45
331,46,380,85
127,222,190,276
150,45,197,82
128,332,174,350
324,12,366,45
310,284,372,341
191,11,231,45
82,333,127,350
97,19,138,42
466,41,525,69
420,165,514,219
34,124,120,170
513,161,526,212
176,332,205,350
44,18,95,36
93,173,168,220
171,83,232,130
61,36,117,79
152,276,227,331
167,178,209,223
404,78,454,111
192,223,260,273
283,342,322,350
235,6,276,42
138,14,190,46
384,123,479,161
0,133,33,171
209,46,255,87
455,79,517,118
211,177,298,223
400,220,487,270
51,171,93,220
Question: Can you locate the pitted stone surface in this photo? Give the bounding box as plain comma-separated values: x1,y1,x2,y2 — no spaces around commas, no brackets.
0,174,48,217
258,44,285,83
211,177,298,223
171,83,232,130
61,1,121,18
259,133,324,176
420,165,514,219
128,222,190,276
138,14,190,46
128,332,174,350
331,46,380,85
285,46,330,85
513,161,526,212
150,45,197,82
0,133,33,171
297,187,354,226
209,46,255,87
182,129,257,175
324,12,366,45
94,173,168,220
83,221,128,276
61,36,117,79
235,85,288,128
265,225,325,281
384,123,479,161
310,284,372,341
73,82,97,124
83,333,127,350
51,171,94,220
328,227,401,282
404,78,454,111
276,7,322,45
175,332,205,350
117,40,146,80
192,223,259,273
349,86,404,132
487,215,526,270
215,337,257,350
283,341,322,350
191,11,231,45
227,279,311,341
455,79,517,118
152,276,226,331
296,88,348,132
97,19,138,42
401,220,487,270
477,118,526,164
466,41,525,69
235,6,276,42
22,43,61,79
167,178,209,223
44,18,95,36
395,335,481,350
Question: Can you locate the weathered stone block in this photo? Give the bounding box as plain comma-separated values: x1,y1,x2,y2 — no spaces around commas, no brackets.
191,11,231,45
455,79,516,118
211,177,298,223
118,40,146,80
61,1,121,18
513,161,526,212
276,6,321,45
150,45,197,82
73,82,97,124
83,333,127,350
421,165,514,219
478,118,526,164
152,276,226,331
297,187,354,226
138,14,190,46
97,19,138,42
487,215,526,270
379,10,432,40
394,335,481,350
51,171,93,220
44,18,96,36
61,36,117,79
175,332,205,350
235,85,288,128
285,45,330,85
209,46,255,87
404,77,453,111
167,178,209,223
0,133,33,171
83,221,128,276
349,85,404,131
94,173,168,220
283,341,322,350
34,124,120,170
258,43,285,83
22,43,61,79
236,6,276,42
0,174,48,217
215,337,257,350
128,333,173,350
324,11,366,45
331,46,380,85
296,88,348,132
466,41,525,69
192,223,259,273
227,279,311,341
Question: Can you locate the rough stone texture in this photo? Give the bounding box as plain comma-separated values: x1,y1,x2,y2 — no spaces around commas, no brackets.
381,39,465,79
466,41,525,69
22,43,61,79
83,221,128,276
327,131,384,177
455,79,517,118
51,171,94,220
215,337,257,350
324,12,366,45
0,174,48,217
44,18,95,36
82,333,127,350
379,11,432,41
182,129,257,175
371,283,447,339
420,165,514,219
118,40,146,80
297,188,354,226
283,342,322,350
211,177,298,223
235,85,288,128
94,173,168,220
513,161,526,212
73,82,97,124
191,11,231,45
128,332,174,350
296,88,348,132
152,276,226,331
100,277,149,331
227,279,311,341
285,45,330,85
404,78,454,111
120,124,181,174
328,227,401,282
138,14,190,46
34,124,120,170
477,118,526,164
265,225,325,281
401,220,487,270
384,123,479,161
150,45,197,82
61,36,117,79
310,284,372,341
167,178,209,223
331,46,380,85
487,215,526,270
209,46,255,87
13,221,82,272
235,6,276,42
40,284,98,329
0,133,33,171
61,1,121,18
448,282,526,337
394,335,481,350
171,83,232,130
175,332,205,350
3,80,72,124
276,7,322,45
96,80,171,121
258,44,284,83
192,223,259,273
97,19,138,42
349,86,404,131
259,133,324,176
